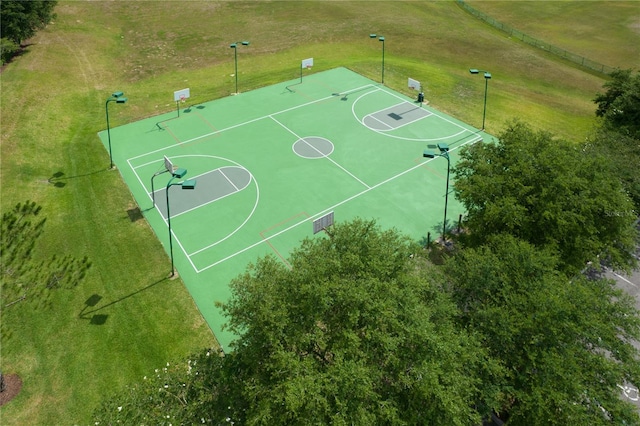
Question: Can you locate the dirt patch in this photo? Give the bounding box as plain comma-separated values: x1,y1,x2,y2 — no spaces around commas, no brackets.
0,374,23,407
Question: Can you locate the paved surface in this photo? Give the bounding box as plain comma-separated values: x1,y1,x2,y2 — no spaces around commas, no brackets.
607,239,640,411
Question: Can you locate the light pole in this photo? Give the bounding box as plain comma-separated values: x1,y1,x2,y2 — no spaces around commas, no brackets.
469,69,491,130
230,41,250,94
369,34,385,84
166,168,196,277
424,143,451,242
105,91,128,169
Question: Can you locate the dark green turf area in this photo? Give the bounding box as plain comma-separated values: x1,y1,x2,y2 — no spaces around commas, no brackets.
100,67,491,349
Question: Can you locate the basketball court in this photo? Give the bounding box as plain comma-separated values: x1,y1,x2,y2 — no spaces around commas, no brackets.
98,67,492,349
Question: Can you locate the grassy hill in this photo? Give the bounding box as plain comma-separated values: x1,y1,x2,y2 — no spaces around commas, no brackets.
0,1,635,424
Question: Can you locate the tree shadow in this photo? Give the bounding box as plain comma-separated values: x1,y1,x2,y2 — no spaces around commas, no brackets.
0,43,33,73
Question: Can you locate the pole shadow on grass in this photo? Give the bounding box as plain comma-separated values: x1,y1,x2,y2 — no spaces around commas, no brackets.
78,277,168,325
47,169,108,188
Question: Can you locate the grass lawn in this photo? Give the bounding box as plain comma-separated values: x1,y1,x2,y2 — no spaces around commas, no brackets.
0,1,634,424
467,0,640,70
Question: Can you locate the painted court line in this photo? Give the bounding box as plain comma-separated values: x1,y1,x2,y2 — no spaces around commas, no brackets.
613,271,637,287
219,169,240,192
353,88,473,142
379,86,470,133
195,134,482,273
366,113,394,130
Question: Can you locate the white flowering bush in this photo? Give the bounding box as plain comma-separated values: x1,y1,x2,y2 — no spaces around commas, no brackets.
92,348,234,425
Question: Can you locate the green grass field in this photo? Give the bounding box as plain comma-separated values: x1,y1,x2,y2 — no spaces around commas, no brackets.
1,1,637,424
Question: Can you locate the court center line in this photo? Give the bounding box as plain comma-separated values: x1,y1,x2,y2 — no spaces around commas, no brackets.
269,115,371,189
195,134,482,273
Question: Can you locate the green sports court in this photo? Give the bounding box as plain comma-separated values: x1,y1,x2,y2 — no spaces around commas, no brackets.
99,67,491,349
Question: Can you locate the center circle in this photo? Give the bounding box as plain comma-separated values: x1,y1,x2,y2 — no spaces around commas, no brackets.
292,137,334,159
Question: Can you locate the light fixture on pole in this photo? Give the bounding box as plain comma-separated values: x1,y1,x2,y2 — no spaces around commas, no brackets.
165,168,196,277
423,143,451,242
230,41,250,94
105,91,128,169
369,34,385,84
469,69,491,130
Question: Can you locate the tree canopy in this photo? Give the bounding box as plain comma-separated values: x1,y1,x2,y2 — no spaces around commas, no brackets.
94,219,499,425
0,0,57,44
594,69,640,139
220,219,496,425
452,120,638,275
0,0,57,64
445,234,640,425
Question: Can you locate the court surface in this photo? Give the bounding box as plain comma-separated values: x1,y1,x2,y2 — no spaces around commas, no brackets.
99,67,493,349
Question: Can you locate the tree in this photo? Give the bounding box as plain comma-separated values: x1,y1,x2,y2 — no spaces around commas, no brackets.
0,0,57,44
1,201,91,339
452,120,637,275
218,219,498,425
445,234,640,425
594,69,640,139
0,0,57,64
93,219,500,425
584,128,640,212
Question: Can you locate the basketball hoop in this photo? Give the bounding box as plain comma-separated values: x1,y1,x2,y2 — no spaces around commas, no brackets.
180,94,186,103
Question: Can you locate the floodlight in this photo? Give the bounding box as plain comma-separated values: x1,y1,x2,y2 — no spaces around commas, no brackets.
181,179,197,190
172,168,187,178
469,69,479,74
112,91,124,98
423,150,436,158
437,143,449,152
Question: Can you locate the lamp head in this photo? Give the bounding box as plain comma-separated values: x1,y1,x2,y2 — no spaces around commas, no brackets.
437,143,449,152
181,179,197,190
116,97,128,104
112,91,124,98
378,36,385,42
241,41,250,46
172,168,187,179
484,72,492,79
423,150,436,158
369,34,377,38
469,69,479,74
230,43,237,48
